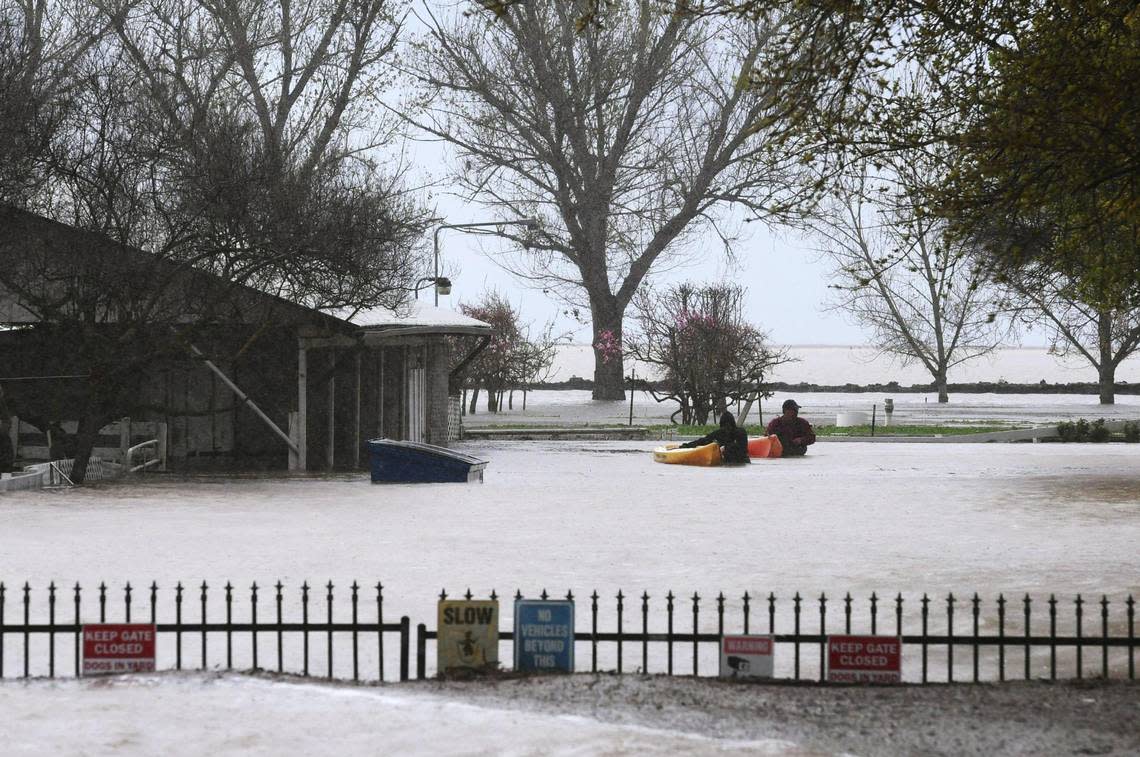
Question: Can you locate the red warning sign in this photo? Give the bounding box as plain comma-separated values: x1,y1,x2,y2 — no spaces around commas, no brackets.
82,624,157,675
826,635,902,683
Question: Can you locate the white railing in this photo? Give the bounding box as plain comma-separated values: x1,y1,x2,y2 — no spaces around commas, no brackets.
126,439,161,472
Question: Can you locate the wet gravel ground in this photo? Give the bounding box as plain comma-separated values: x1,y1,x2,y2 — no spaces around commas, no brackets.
410,674,1140,756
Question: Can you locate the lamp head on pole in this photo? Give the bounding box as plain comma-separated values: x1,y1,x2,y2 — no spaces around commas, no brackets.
434,276,452,296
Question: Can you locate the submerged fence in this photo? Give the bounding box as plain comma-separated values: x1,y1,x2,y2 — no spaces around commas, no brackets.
0,581,410,682
420,588,1138,682
2,581,1136,683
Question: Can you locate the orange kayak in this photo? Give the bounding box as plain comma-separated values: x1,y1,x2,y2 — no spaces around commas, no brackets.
748,435,782,459
652,442,722,466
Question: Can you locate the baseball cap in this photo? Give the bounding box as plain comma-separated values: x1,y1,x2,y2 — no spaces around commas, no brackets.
782,399,801,411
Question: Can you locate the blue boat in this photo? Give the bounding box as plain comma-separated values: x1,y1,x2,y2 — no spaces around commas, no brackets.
366,439,488,483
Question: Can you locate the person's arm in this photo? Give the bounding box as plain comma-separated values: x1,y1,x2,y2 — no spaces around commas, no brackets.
680,432,716,449
765,418,778,436
793,420,816,446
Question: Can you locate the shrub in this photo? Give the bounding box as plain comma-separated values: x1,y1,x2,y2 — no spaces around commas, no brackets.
1074,418,1091,442
1089,419,1111,443
1124,421,1139,443
1056,421,1077,442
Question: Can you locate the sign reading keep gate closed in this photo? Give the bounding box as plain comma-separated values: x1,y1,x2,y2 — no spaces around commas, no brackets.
438,600,499,673
826,635,902,683
82,624,156,675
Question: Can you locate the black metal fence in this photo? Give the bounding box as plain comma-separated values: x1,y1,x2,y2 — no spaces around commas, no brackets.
417,588,1138,682
4,582,1136,683
0,581,410,681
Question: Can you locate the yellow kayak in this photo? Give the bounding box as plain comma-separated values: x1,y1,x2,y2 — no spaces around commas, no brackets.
652,442,722,466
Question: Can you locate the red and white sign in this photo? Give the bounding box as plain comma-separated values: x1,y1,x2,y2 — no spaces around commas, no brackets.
82,624,156,676
719,635,775,679
827,635,902,683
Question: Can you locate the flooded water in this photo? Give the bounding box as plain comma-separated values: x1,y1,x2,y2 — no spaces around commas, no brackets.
2,440,1137,680
547,344,1140,385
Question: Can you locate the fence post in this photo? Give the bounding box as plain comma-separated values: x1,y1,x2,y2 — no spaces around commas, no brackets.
251,583,259,672
376,583,385,681
414,620,424,679
1101,596,1110,680
48,583,56,677
302,582,310,676
225,582,233,670
1128,595,1135,681
947,593,955,683
818,593,827,682
591,591,599,674
1075,594,1084,679
793,593,801,681
73,583,81,677
200,581,208,670
351,582,359,683
666,591,674,676
1049,594,1057,680
326,581,334,678
920,593,929,683
23,583,30,678
0,583,6,679
175,583,184,670
616,591,624,674
641,592,650,674
997,594,1006,682
971,593,980,683
691,592,700,676
1023,594,1032,680
275,582,284,674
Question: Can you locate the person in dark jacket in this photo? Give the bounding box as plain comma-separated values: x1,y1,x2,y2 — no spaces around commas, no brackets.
766,399,816,456
680,410,750,464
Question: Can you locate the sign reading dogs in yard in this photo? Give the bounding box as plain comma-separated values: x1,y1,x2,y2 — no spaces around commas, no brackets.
438,599,499,674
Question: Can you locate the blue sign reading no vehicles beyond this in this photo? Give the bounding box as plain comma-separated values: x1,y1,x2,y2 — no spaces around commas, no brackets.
514,599,575,673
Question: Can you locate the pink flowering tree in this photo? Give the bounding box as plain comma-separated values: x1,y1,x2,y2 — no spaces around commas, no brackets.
452,290,563,413
626,282,790,425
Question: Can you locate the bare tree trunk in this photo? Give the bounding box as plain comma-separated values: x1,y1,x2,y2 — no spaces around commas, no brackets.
1098,313,1115,405
591,308,625,401
1098,363,1116,405
69,411,101,485
935,369,949,403
468,387,480,414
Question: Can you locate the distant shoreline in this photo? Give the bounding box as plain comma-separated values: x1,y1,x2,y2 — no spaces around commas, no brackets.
528,378,1138,395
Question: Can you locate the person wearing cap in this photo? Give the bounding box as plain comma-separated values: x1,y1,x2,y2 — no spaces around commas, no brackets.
678,410,750,464
766,399,816,457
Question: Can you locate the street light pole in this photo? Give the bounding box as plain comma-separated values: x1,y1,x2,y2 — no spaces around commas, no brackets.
432,218,541,306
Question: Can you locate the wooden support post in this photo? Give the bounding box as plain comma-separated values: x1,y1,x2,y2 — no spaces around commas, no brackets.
354,352,362,469
119,417,130,464
327,350,336,471
9,416,18,460
157,422,168,472
295,344,308,471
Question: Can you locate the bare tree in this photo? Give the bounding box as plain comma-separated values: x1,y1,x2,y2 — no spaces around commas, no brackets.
626,282,788,425
0,0,112,203
814,158,1008,403
407,0,824,400
88,0,426,310
1001,269,1140,405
